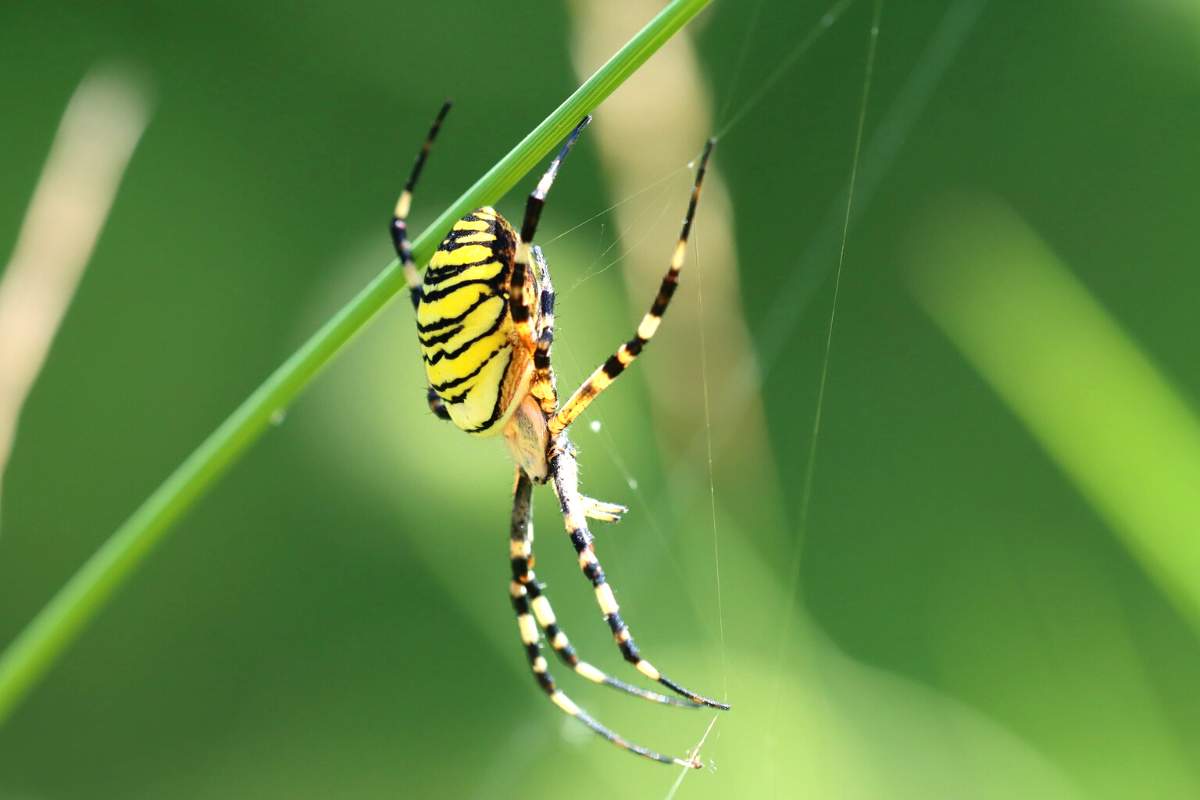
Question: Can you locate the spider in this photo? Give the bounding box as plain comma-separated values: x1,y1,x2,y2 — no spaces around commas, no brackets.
390,102,728,768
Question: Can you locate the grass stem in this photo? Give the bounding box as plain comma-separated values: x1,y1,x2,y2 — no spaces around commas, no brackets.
0,0,711,725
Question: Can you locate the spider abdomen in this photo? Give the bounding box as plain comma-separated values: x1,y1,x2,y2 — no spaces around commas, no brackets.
417,208,529,436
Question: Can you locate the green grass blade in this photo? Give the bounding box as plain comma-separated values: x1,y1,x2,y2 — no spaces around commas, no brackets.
0,0,711,725
909,196,1200,632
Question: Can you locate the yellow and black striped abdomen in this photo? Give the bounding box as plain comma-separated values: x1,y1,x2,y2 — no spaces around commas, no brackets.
418,208,527,436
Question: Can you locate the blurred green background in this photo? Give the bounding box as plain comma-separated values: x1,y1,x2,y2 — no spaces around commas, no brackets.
2,0,1199,797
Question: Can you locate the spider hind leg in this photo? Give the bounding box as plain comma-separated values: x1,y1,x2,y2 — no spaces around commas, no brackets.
509,468,706,767
549,436,730,712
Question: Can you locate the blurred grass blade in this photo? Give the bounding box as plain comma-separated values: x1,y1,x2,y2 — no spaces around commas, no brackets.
0,67,149,502
909,196,1200,631
0,0,711,725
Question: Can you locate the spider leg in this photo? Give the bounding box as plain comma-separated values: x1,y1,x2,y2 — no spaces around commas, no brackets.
426,387,451,421
393,102,456,422
509,581,702,768
511,118,590,354
509,469,704,768
548,139,714,437
528,246,625,523
547,437,730,711
528,245,558,415
511,470,700,709
391,100,452,308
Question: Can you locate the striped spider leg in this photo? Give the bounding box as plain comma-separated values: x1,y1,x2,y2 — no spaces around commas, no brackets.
391,100,453,421
549,139,714,436
527,245,558,416
509,468,706,768
527,244,628,524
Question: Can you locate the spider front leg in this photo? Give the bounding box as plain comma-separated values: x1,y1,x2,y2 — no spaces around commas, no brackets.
548,435,729,711
510,117,590,363
509,116,588,416
508,469,704,768
392,102,455,423
391,101,451,308
528,245,558,415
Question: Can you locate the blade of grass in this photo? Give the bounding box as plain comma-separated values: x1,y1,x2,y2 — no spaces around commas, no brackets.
0,0,711,725
908,195,1200,632
0,67,149,502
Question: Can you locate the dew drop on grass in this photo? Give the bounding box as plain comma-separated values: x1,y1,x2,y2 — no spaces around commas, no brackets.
589,419,602,433
270,408,287,426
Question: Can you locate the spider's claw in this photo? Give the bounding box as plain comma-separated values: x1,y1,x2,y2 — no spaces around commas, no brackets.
582,496,628,524
655,670,731,711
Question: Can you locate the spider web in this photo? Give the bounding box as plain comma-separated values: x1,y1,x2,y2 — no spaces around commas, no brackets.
548,0,870,790
762,0,882,787
527,0,989,792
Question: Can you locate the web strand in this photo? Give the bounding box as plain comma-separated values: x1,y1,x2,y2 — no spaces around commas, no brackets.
663,714,720,800
662,0,989,500
716,0,859,140
692,215,730,705
738,0,990,388
544,164,688,247
796,0,881,556
765,0,884,789
565,184,679,294
714,0,769,130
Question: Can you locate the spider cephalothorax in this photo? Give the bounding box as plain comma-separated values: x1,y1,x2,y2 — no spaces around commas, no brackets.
390,104,727,768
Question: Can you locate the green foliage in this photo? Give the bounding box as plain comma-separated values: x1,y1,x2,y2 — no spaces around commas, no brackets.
2,1,1199,798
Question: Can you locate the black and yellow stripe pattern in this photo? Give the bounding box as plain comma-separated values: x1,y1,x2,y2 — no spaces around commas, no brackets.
417,208,528,436
392,106,726,769
508,470,704,768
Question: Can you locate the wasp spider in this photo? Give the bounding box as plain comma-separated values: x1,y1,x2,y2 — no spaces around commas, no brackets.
390,103,728,768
